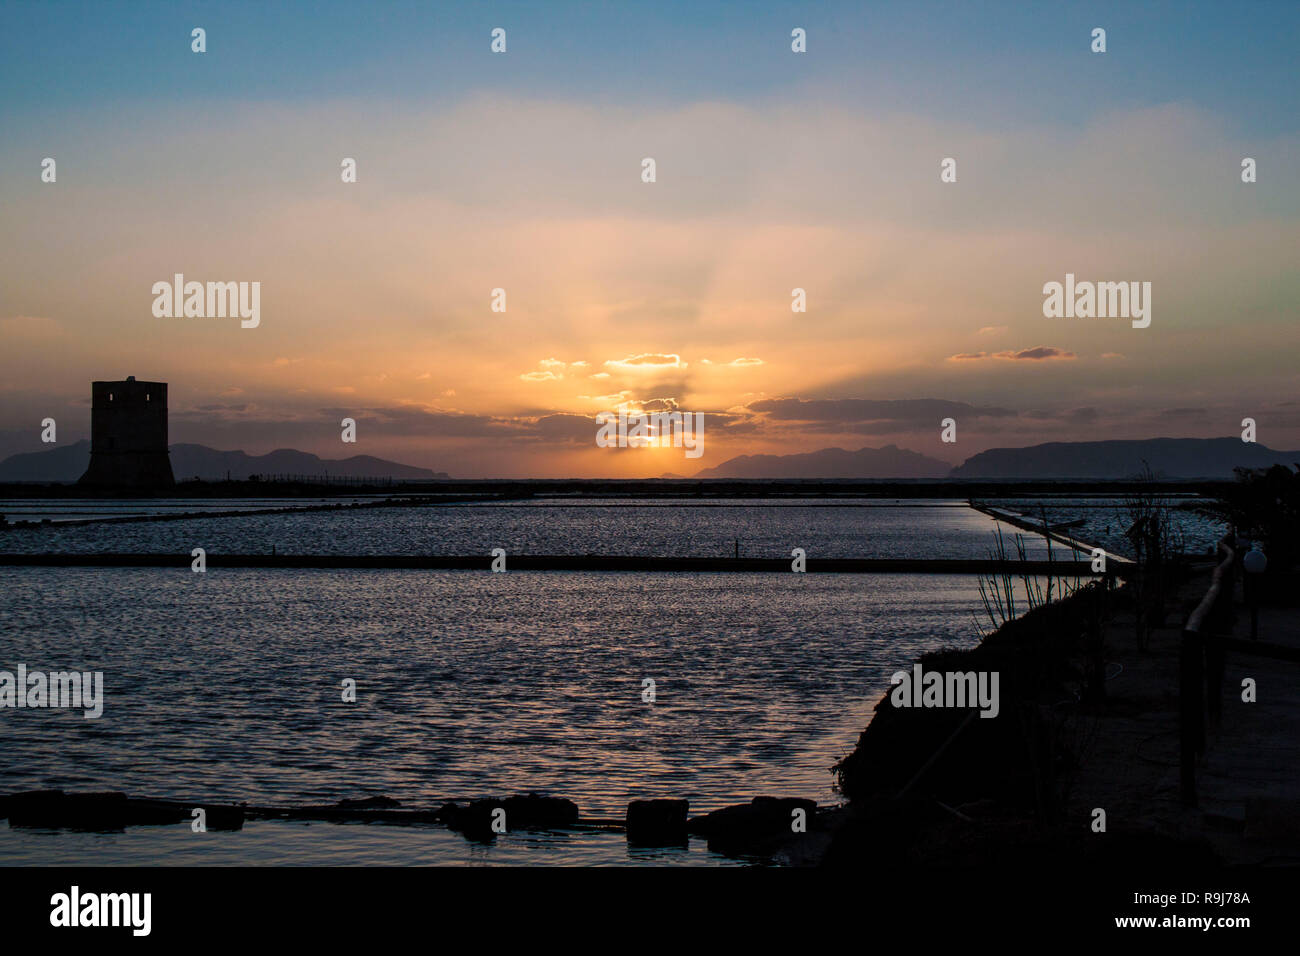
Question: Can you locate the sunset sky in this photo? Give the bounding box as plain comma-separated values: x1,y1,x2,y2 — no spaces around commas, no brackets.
1,0,1297,477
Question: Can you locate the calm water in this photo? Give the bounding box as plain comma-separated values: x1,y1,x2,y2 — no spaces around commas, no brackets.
0,497,393,523
987,496,1222,559
0,500,1069,865
0,497,1062,558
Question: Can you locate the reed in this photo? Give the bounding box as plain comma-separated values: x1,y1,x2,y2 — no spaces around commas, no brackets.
974,509,1083,637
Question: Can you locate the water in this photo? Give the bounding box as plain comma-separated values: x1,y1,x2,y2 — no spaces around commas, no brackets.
985,496,1223,559
0,499,1067,865
0,497,389,524
0,497,1060,558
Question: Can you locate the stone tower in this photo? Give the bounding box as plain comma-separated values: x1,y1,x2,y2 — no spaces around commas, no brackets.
78,377,175,488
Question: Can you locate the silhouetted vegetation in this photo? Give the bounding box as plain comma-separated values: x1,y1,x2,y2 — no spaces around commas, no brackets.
973,513,1084,638
1196,463,1300,571
835,581,1111,816
1122,463,1188,648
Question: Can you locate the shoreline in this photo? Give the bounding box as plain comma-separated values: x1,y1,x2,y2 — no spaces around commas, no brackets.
816,545,1300,868
0,478,1232,500
968,500,1136,567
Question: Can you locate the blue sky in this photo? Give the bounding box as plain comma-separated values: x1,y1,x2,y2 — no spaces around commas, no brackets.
2,1,1296,133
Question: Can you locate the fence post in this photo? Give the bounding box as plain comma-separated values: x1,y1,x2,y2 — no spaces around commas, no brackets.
1179,534,1236,807
1205,630,1224,729
1179,626,1204,807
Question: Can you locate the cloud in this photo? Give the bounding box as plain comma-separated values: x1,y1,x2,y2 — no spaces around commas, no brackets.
578,390,632,404
312,404,525,439
725,357,764,367
1024,407,1100,425
521,358,571,382
528,413,601,443
604,353,687,371
999,346,1075,361
3,93,1299,468
747,397,1017,435
630,397,680,414
948,346,1076,362
191,403,250,414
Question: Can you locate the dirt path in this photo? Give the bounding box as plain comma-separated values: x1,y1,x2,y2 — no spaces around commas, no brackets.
1066,572,1300,864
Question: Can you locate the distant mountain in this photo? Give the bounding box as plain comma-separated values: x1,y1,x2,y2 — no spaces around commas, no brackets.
951,438,1300,479
0,439,93,482
168,444,446,481
694,445,953,479
0,442,447,482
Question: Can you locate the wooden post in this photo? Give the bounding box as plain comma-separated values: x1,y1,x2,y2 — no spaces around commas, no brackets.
1205,631,1224,728
1179,534,1236,806
1179,626,1203,807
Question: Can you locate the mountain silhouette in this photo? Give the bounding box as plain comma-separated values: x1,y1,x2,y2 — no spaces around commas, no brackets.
0,440,95,482
950,437,1300,479
0,441,446,482
694,445,953,479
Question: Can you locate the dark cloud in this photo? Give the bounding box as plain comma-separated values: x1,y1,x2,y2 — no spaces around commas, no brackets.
949,346,1076,362
1024,406,1100,425
637,397,679,413
748,397,1017,427
527,413,602,444
317,405,522,439
1000,346,1075,361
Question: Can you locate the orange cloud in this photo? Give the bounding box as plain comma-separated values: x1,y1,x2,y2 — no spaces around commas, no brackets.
949,346,1076,362
604,353,687,371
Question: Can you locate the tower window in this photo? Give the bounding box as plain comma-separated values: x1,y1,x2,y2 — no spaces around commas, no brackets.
108,393,113,401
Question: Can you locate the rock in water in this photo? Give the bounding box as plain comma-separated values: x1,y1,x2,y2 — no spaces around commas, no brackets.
440,793,579,841
687,796,819,856
626,799,689,846
7,790,129,831
502,793,579,828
